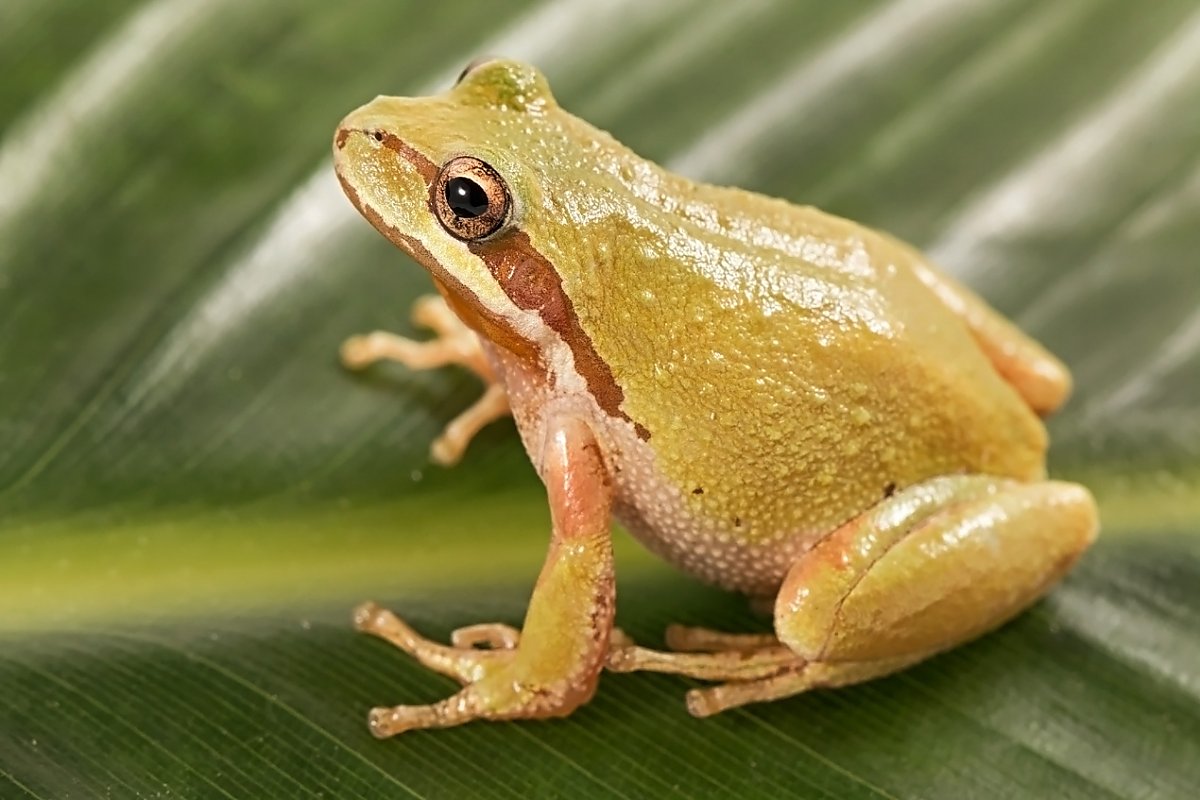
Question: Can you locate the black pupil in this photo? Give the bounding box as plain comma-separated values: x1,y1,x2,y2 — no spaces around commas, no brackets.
445,177,489,218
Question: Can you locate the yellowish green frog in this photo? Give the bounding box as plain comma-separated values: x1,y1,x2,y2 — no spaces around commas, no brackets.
333,58,1098,737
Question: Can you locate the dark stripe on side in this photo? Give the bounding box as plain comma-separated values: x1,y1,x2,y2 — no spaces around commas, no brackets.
337,129,650,441
470,233,650,441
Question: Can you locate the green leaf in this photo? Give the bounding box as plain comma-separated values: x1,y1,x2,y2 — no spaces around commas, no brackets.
2,0,1199,797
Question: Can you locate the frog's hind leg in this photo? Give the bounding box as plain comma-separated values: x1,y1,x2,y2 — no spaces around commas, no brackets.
610,475,1097,717
910,260,1072,414
608,628,923,716
608,639,802,682
340,294,510,465
684,655,928,717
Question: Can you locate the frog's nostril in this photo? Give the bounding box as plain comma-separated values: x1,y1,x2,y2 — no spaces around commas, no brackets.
370,130,385,143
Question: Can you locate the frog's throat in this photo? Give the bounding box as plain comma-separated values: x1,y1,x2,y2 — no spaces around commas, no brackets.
335,128,650,442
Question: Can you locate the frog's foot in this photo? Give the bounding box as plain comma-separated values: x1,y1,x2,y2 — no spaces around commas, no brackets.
608,638,802,683
357,600,635,729
354,600,599,737
428,383,509,466
340,295,510,466
605,623,792,681
448,621,522,650
610,475,1097,718
607,630,923,716
683,655,926,717
353,601,516,685
340,295,490,374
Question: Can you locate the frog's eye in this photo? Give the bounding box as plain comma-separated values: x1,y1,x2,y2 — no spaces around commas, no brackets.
432,156,511,241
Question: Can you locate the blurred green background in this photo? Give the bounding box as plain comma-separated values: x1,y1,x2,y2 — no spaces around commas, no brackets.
1,0,1199,797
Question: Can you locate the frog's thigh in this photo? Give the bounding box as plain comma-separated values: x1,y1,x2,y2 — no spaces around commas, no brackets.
687,476,1097,716
776,474,1096,663
911,262,1071,414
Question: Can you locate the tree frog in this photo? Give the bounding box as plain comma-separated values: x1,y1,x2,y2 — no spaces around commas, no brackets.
332,58,1098,737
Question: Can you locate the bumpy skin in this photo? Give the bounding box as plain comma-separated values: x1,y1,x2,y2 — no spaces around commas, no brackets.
333,58,1098,734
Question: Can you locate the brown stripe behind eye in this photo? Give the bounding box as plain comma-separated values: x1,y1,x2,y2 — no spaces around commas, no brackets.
470,233,650,441
348,130,650,440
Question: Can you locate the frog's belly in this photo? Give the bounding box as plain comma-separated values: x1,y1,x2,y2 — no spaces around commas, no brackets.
485,341,821,597
602,416,819,598
613,495,815,597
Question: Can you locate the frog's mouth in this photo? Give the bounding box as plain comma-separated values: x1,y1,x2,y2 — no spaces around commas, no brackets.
332,126,441,269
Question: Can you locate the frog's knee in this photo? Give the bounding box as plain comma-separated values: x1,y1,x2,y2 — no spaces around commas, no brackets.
775,477,1098,664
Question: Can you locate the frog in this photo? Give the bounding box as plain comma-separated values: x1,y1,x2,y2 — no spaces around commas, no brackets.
332,57,1098,737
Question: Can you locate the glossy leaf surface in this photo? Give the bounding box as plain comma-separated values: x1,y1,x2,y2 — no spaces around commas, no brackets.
2,1,1198,797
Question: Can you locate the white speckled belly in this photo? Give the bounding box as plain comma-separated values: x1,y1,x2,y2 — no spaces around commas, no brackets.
483,341,819,599
598,413,819,598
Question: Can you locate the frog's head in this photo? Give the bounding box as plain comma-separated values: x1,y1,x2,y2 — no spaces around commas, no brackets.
334,58,649,431
335,58,613,362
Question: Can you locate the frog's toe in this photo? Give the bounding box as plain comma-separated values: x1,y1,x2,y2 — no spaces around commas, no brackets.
450,622,521,649
352,600,387,632
664,624,779,653
683,656,924,717
338,319,511,466
366,659,595,737
429,383,510,466
610,627,636,649
607,622,792,680
606,639,799,681
354,601,514,685
339,333,388,370
684,669,810,718
338,330,434,371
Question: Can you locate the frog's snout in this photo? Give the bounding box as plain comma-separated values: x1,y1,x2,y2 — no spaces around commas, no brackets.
333,99,379,153
333,125,385,152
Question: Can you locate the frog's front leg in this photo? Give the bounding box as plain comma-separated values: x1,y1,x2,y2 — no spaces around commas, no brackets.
610,475,1097,717
340,294,510,465
359,414,615,737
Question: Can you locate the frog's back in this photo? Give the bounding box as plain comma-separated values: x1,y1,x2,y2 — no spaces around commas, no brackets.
569,177,1047,576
